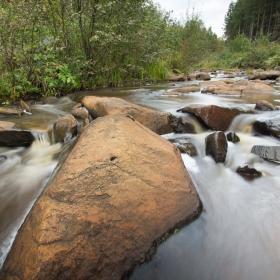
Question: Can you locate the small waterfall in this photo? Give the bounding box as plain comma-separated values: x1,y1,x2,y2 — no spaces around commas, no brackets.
0,139,62,268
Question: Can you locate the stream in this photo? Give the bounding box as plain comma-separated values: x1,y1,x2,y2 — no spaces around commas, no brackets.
1,75,280,279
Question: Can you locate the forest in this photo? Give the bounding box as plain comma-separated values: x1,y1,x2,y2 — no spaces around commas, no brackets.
0,0,279,102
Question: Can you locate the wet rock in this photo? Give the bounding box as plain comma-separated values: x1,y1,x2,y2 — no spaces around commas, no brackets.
251,145,280,162
227,132,240,143
168,73,187,82
0,121,15,130
0,114,202,280
0,155,7,163
172,140,198,156
187,74,197,81
0,107,21,118
70,107,90,122
19,100,31,113
248,70,280,80
53,114,77,143
205,131,228,163
0,130,35,147
196,73,211,81
236,165,262,179
253,116,280,138
255,100,278,111
276,77,280,83
82,96,173,135
176,86,200,93
200,81,227,87
178,104,254,131
202,86,241,95
169,115,196,134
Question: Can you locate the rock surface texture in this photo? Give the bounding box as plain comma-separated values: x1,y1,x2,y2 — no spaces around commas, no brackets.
82,96,173,135
253,116,280,138
178,104,254,131
251,145,280,162
53,114,78,143
205,131,228,163
0,130,34,147
0,114,202,280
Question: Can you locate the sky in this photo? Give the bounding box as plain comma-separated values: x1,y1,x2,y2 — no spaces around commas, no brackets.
153,0,234,38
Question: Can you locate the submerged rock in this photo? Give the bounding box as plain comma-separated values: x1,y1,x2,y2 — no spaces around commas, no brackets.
251,145,280,162
163,86,200,95
178,104,254,131
82,96,173,135
53,114,77,143
227,132,240,143
0,121,15,130
0,114,202,280
255,100,278,111
236,165,262,179
205,131,228,163
0,107,21,118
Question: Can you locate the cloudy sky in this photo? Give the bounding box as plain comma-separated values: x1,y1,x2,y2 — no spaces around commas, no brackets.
153,0,235,37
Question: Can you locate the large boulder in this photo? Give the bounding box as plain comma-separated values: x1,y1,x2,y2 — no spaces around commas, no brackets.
178,104,254,131
82,96,173,135
253,115,280,138
53,114,78,143
248,70,280,80
251,145,280,162
205,131,228,163
0,114,202,280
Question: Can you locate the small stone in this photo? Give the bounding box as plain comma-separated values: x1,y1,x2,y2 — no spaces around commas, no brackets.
236,165,262,179
227,132,240,143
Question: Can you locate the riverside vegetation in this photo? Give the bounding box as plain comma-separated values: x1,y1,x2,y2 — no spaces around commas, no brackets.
0,0,279,103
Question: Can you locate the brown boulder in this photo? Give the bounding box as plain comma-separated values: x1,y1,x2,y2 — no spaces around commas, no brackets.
168,73,187,82
53,114,77,143
205,131,228,163
0,114,202,280
178,104,254,131
196,73,211,81
248,70,280,80
82,96,172,135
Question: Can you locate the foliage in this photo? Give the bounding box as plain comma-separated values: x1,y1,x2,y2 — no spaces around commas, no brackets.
224,0,280,41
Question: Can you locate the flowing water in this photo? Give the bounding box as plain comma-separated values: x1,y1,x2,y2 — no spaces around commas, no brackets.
1,77,280,279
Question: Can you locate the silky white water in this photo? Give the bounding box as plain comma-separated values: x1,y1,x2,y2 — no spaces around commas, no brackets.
1,78,280,278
